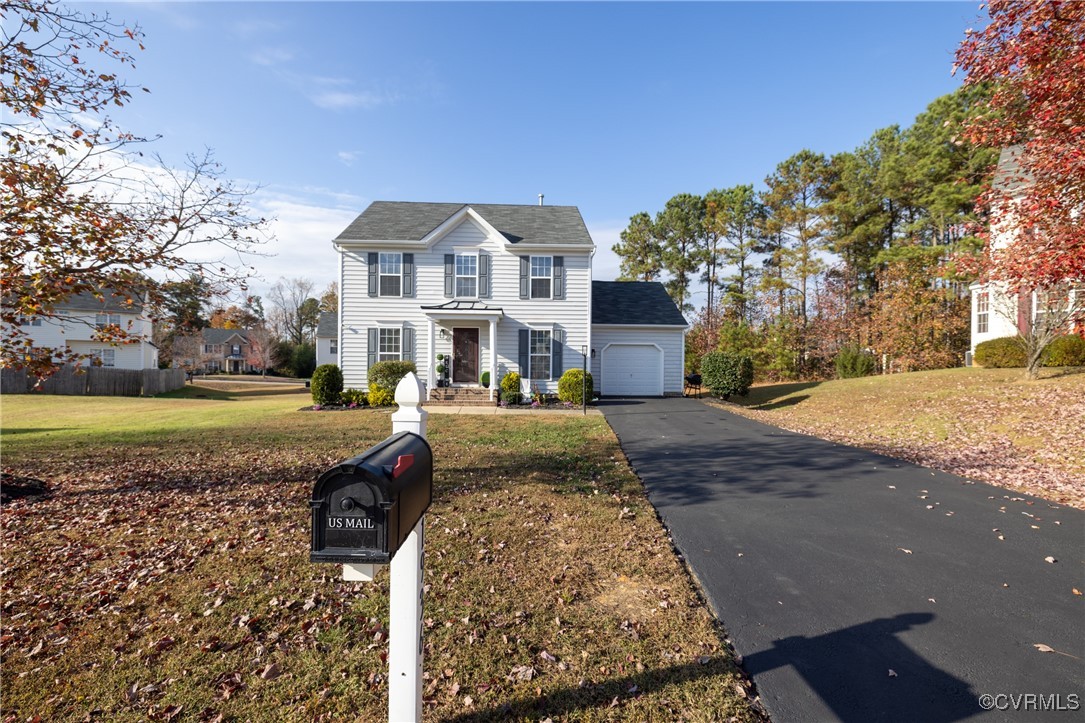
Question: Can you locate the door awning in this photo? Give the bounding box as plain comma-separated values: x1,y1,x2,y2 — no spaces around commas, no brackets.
420,300,504,323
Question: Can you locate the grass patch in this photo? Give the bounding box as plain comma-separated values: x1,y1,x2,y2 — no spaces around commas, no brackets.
720,367,1085,507
0,394,758,721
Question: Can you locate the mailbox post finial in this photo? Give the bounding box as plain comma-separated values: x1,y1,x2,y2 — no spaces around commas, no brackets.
392,372,427,439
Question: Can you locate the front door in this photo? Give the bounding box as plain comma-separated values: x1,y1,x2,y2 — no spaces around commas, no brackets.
452,328,479,384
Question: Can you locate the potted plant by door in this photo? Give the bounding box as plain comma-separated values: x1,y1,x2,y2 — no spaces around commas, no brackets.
481,371,490,388
436,354,447,387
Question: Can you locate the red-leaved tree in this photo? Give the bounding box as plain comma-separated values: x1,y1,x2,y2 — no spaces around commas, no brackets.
955,1,1085,376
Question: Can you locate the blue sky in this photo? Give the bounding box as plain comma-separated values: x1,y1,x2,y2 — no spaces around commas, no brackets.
82,1,985,301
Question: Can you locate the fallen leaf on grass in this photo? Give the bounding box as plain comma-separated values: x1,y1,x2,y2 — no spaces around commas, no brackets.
258,663,281,680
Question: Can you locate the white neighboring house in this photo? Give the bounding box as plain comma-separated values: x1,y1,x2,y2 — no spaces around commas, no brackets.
10,290,158,370
334,201,687,400
969,148,1084,355
316,311,338,368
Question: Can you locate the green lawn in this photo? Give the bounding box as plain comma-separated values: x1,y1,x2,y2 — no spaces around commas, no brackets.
719,367,1085,507
0,390,758,722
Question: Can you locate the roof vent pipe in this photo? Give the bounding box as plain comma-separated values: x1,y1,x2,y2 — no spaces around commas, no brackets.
538,193,544,206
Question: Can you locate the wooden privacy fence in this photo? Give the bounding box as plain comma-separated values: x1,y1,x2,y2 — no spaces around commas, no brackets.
1,366,185,397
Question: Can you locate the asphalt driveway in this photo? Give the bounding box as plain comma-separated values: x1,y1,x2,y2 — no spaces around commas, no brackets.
601,397,1084,722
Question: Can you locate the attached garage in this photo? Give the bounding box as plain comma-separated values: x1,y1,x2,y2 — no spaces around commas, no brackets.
591,281,687,397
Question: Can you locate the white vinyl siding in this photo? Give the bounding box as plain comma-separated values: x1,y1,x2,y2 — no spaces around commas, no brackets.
591,327,685,396
12,309,155,370
338,214,591,394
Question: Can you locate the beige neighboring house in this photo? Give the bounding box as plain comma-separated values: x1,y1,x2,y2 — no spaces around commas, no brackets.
316,312,338,367
9,290,158,370
199,328,253,374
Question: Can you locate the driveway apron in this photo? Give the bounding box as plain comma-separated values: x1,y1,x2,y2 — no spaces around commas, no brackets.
600,397,1084,722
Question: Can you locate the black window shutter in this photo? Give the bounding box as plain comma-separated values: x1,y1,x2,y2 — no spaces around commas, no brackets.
553,256,565,300
551,329,564,380
367,328,378,370
444,254,454,298
479,253,491,298
367,253,378,297
403,253,414,298
403,327,415,362
519,257,530,299
518,329,529,377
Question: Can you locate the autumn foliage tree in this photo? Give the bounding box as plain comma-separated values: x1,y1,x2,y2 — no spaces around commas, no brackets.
1,0,268,379
955,0,1085,377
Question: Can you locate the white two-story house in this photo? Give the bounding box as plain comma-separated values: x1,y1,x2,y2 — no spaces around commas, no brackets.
334,201,687,401
8,289,158,370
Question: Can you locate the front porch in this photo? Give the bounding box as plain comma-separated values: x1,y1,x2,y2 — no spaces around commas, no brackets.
422,300,504,402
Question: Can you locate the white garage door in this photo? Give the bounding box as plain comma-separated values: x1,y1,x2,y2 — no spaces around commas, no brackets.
602,344,663,396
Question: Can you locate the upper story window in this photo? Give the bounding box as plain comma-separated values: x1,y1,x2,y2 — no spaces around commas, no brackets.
455,253,478,298
378,328,401,362
95,313,121,330
976,291,989,334
18,316,42,327
231,344,241,356
379,253,402,297
530,256,552,299
204,344,223,355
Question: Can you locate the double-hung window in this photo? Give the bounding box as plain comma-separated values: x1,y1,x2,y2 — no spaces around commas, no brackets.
95,313,121,330
330,340,338,355
378,328,401,362
379,253,402,297
18,316,41,327
455,253,478,298
530,256,552,299
89,348,116,367
529,329,551,380
976,291,989,334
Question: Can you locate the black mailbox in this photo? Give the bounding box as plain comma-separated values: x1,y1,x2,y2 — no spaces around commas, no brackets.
310,431,433,565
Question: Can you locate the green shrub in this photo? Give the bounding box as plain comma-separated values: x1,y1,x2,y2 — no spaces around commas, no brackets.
481,371,491,387
500,372,522,404
290,343,316,378
557,369,594,405
974,337,1026,368
700,351,754,400
341,388,367,406
311,364,344,405
834,345,876,379
1043,335,1085,367
367,360,416,407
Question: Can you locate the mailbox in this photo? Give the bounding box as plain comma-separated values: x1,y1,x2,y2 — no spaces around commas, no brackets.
310,431,433,565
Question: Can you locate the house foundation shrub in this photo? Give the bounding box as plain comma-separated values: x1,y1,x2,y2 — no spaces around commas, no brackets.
500,372,522,404
700,352,754,400
311,364,343,405
974,337,1026,368
1043,335,1085,367
367,360,416,407
340,388,367,406
834,345,876,379
557,369,593,405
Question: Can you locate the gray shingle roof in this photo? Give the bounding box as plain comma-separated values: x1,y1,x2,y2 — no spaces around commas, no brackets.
592,281,687,326
317,311,337,338
201,328,250,344
58,289,144,313
335,201,593,247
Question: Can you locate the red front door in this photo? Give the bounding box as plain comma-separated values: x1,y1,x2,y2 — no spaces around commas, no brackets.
452,328,479,384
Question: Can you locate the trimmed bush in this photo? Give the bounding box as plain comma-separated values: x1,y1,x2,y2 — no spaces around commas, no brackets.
974,337,1026,368
500,372,522,405
1043,335,1085,367
311,364,343,405
834,345,876,379
480,371,491,387
700,351,753,400
341,388,367,406
557,369,594,405
367,360,417,407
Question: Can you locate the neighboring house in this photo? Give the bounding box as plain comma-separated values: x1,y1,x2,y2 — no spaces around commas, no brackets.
334,201,687,400
199,328,253,374
316,311,338,367
969,148,1083,354
9,289,158,370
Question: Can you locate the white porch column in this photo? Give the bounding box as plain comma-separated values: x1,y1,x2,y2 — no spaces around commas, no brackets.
427,318,436,400
489,317,497,402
